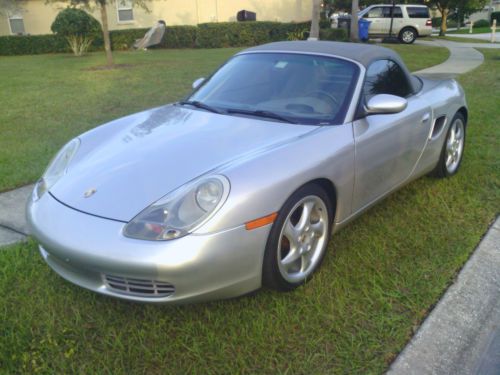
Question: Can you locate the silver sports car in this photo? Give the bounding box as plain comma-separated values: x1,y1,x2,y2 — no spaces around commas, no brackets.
27,41,467,304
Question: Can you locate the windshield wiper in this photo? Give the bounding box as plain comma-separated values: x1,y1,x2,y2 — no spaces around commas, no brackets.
178,100,224,114
226,108,297,124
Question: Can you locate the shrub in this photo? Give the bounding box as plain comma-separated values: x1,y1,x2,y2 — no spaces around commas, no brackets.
287,28,309,41
319,28,348,41
196,21,311,48
51,8,101,56
0,34,70,55
0,21,315,55
491,12,500,24
432,17,441,27
473,19,490,28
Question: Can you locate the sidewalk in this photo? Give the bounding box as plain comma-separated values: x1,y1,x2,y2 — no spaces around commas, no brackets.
0,184,33,246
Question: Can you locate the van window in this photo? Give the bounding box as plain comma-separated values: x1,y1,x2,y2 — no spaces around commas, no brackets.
407,7,430,18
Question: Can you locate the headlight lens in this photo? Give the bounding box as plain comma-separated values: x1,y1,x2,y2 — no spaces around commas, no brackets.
33,138,80,201
123,175,230,241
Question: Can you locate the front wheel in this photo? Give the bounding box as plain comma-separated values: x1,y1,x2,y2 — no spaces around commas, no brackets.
399,28,417,44
262,184,333,291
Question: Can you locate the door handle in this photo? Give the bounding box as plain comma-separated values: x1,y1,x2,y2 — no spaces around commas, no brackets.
421,113,430,124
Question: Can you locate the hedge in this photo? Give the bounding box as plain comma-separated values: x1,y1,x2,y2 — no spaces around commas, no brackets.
0,34,70,55
195,21,311,48
492,11,500,24
0,21,352,56
319,28,347,41
473,19,490,28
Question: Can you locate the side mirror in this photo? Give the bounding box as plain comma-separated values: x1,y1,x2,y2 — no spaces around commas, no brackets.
365,94,407,115
192,77,205,90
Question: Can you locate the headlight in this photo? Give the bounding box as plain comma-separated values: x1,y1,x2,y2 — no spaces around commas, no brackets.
123,175,230,241
33,138,80,201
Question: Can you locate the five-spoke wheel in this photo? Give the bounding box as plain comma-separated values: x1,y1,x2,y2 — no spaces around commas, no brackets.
263,184,332,291
431,112,466,178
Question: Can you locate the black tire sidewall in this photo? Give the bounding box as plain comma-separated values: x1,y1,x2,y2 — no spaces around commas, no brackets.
262,183,333,291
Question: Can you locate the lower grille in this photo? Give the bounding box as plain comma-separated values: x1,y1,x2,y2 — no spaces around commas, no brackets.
103,274,175,298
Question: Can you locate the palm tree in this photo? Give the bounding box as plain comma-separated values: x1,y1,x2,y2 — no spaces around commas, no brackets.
309,0,321,40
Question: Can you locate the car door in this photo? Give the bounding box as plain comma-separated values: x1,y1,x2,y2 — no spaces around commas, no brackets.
386,6,404,34
363,6,389,34
352,59,432,211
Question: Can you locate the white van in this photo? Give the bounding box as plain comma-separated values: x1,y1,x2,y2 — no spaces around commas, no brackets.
358,4,432,44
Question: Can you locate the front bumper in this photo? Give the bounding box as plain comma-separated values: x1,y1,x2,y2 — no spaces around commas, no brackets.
27,193,270,304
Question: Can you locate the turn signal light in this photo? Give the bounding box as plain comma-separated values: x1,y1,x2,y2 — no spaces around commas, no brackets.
245,213,278,230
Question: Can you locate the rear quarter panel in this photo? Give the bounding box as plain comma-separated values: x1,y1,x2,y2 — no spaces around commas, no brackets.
411,77,467,176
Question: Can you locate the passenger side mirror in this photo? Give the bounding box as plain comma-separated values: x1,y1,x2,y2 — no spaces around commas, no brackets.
365,94,407,115
192,77,205,90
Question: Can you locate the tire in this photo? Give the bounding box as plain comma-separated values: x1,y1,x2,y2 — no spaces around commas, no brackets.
399,27,417,44
262,184,333,291
431,112,466,178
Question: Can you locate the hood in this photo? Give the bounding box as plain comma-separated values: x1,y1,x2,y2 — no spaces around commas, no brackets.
51,105,316,222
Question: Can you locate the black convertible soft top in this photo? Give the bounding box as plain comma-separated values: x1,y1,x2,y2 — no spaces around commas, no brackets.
240,41,420,93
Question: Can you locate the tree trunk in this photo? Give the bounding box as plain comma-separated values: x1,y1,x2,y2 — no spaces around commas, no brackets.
309,0,321,40
351,0,359,42
439,8,449,36
99,3,114,66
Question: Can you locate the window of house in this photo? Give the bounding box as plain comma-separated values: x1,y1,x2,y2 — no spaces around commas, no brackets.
117,0,134,22
363,60,412,100
8,12,25,35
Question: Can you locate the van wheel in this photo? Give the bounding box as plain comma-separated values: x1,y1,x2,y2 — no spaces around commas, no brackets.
399,27,417,44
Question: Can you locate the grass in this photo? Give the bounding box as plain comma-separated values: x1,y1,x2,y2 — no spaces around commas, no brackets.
1,46,498,374
447,26,493,34
0,45,448,193
435,36,497,44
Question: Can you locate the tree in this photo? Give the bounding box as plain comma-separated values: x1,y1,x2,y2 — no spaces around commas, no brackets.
427,0,487,35
51,8,101,56
309,0,321,39
351,0,359,41
49,0,150,66
0,0,25,15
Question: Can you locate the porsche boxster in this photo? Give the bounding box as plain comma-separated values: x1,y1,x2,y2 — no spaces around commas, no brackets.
27,41,467,303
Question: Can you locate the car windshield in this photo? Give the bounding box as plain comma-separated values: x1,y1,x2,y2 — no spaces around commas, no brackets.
186,53,360,125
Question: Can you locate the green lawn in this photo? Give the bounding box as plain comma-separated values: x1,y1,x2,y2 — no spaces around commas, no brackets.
0,45,448,193
1,47,499,374
435,36,496,44
447,26,492,34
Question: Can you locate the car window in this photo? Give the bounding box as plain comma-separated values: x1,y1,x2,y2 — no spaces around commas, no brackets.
407,7,430,18
382,6,403,18
188,53,360,125
363,59,412,100
365,7,384,18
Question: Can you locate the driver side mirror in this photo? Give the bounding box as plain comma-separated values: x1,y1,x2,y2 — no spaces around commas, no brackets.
192,77,205,90
365,94,407,115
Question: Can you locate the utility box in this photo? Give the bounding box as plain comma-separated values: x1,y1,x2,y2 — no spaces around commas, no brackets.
237,10,256,22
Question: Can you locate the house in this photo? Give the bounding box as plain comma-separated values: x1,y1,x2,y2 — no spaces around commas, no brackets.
0,0,313,36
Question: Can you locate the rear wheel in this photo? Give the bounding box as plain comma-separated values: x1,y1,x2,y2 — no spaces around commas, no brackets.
431,112,466,178
262,184,333,291
399,27,417,44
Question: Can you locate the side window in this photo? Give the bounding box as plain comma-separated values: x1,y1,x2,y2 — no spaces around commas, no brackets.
382,7,402,18
363,60,412,101
407,7,430,18
366,7,384,18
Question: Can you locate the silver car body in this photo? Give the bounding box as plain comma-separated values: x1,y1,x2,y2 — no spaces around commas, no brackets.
27,41,467,304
